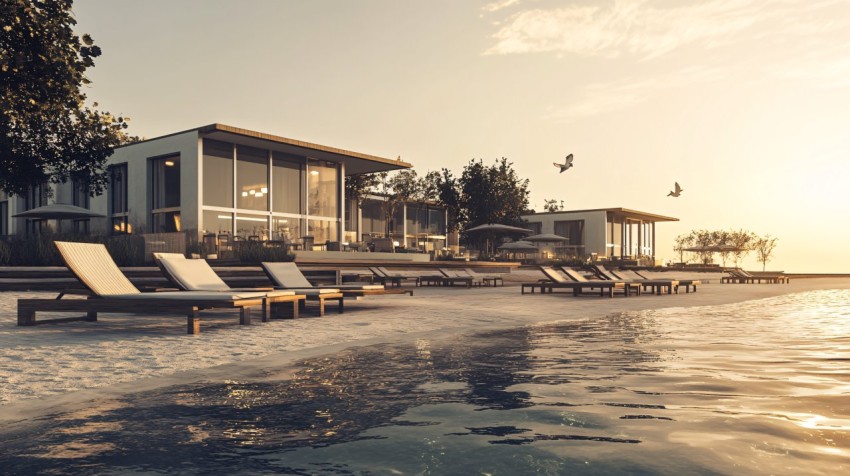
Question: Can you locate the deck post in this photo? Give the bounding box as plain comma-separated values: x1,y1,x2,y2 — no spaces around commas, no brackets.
187,307,200,335
17,306,36,326
239,307,251,325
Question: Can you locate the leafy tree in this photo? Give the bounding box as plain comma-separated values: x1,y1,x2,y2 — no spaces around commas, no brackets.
1,0,134,197
728,229,755,268
344,172,381,207
459,157,529,228
687,229,716,265
753,234,778,271
458,158,530,255
543,199,563,213
672,233,693,264
423,168,463,232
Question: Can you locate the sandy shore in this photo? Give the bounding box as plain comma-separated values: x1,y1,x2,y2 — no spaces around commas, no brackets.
2,273,849,419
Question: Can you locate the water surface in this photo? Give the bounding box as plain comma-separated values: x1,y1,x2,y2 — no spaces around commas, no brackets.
1,289,849,475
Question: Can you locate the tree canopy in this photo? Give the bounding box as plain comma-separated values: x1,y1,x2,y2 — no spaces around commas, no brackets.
458,157,530,229
1,0,134,197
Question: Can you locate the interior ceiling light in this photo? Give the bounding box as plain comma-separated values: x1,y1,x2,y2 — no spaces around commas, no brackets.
164,160,175,167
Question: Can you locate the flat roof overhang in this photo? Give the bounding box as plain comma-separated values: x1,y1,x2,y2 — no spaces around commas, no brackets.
526,207,679,223
119,123,412,175
200,124,412,175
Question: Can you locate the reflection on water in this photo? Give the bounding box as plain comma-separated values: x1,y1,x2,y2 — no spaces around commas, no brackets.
2,290,850,475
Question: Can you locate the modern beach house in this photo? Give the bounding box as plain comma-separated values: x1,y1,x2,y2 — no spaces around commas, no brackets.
521,208,678,264
0,124,453,255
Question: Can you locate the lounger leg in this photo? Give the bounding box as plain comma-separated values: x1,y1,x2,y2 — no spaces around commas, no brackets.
17,306,36,326
292,300,300,319
240,307,251,325
187,308,200,335
337,297,344,314
262,299,270,322
318,297,326,317
85,311,97,322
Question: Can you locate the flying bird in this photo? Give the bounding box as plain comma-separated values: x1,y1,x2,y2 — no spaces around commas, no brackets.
667,182,683,197
554,154,574,173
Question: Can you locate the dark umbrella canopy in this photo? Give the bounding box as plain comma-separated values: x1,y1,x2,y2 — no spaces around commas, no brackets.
525,233,569,243
465,223,533,234
497,240,539,251
13,203,105,220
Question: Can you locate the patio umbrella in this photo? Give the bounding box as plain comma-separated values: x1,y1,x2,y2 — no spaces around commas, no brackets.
497,240,538,251
465,223,533,234
465,223,533,256
13,203,105,232
525,233,569,243
13,203,105,220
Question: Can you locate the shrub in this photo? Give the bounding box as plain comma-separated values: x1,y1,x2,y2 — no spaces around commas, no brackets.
0,240,10,265
1,232,145,266
235,241,294,264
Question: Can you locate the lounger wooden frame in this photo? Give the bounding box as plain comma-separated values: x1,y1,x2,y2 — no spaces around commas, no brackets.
17,293,304,334
521,280,625,297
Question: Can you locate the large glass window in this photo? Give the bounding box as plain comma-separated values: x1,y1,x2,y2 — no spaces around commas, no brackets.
361,198,385,237
72,180,90,234
203,139,234,208
235,213,269,240
307,161,338,218
108,164,130,234
237,146,268,211
202,210,233,236
343,198,359,243
309,219,338,244
151,155,181,232
108,164,128,215
272,152,301,214
24,183,49,235
272,216,301,242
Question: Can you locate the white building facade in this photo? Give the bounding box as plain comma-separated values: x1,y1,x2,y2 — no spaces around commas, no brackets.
521,208,678,262
1,124,412,247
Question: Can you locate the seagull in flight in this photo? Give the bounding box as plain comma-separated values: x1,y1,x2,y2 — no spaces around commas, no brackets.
667,182,683,197
554,154,574,173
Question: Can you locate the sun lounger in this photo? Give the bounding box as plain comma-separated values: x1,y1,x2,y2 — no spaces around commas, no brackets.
557,266,639,296
520,266,626,297
17,242,303,334
261,262,413,297
156,256,341,317
593,264,678,295
369,267,421,287
624,269,700,293
464,268,504,287
437,268,475,288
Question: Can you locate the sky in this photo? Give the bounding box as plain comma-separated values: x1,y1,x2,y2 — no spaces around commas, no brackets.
71,0,850,273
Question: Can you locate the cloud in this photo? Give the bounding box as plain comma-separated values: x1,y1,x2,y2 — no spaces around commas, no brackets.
545,66,728,120
483,0,844,60
482,0,522,13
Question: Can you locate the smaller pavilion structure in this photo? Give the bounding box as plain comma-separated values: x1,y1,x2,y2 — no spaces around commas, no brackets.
520,208,678,265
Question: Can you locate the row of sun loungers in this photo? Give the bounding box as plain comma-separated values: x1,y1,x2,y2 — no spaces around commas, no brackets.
17,242,414,335
721,268,790,284
521,264,701,298
368,266,504,288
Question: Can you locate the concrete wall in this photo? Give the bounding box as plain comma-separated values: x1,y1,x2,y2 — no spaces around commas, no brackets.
521,210,608,256
105,131,200,234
